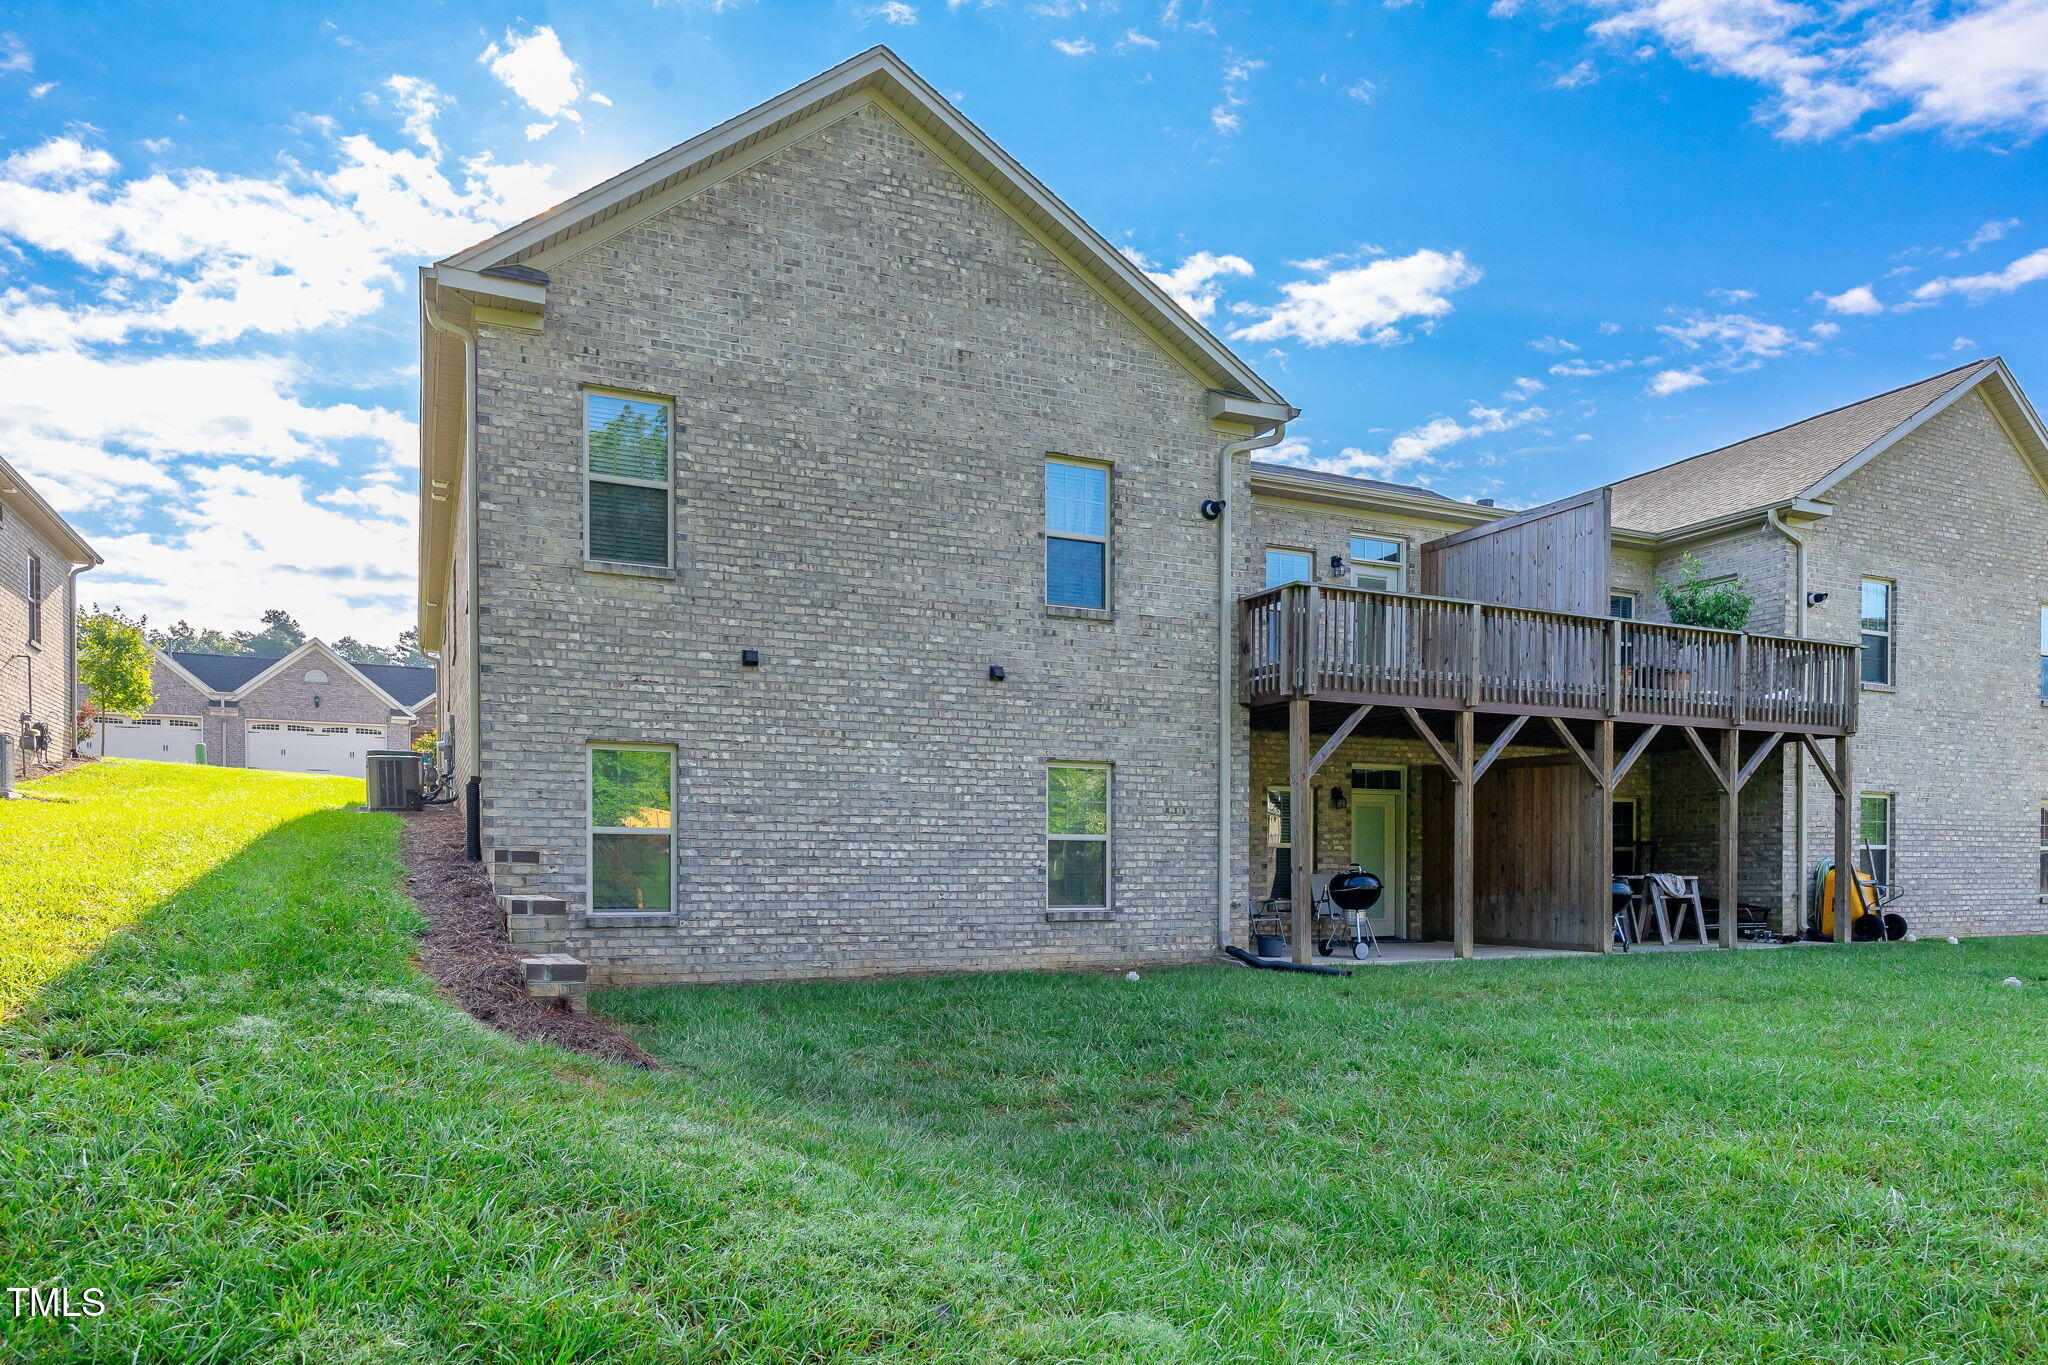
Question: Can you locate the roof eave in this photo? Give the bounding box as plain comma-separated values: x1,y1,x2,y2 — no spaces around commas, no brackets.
0,454,100,566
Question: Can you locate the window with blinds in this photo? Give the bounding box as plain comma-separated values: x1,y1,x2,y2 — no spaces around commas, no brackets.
25,552,41,645
1046,458,1110,609
586,391,673,567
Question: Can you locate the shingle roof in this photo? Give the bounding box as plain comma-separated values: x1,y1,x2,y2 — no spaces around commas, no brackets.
167,651,435,708
1251,461,1462,503
1608,360,1994,533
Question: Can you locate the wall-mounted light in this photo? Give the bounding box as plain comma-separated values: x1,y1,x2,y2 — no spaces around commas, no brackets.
1329,785,1348,811
740,649,760,667
988,665,1006,682
1329,555,1347,577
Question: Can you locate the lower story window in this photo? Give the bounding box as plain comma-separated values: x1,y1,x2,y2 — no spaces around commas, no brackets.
1048,763,1110,909
1859,792,1894,895
591,745,674,912
2038,800,2047,896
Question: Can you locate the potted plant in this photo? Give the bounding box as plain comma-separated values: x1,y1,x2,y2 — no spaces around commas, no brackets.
1644,555,1755,695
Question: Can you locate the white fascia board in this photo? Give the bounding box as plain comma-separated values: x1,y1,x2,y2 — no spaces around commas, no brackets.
428,265,545,311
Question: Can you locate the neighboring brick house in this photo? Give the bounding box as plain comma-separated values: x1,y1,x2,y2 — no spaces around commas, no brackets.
1,454,98,780
83,639,432,775
417,48,2042,989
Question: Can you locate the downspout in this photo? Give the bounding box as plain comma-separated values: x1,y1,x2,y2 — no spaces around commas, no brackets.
1767,506,1808,933
421,290,481,819
1218,423,1288,947
65,563,88,756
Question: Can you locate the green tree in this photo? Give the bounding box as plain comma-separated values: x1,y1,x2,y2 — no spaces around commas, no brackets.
331,636,391,665
154,618,240,654
388,627,429,668
1656,554,1754,631
230,608,308,658
77,607,155,718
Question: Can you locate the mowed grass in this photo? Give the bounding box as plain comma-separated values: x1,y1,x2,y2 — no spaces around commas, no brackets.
7,760,2048,1362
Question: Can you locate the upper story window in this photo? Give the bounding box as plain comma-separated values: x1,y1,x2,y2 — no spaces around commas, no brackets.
1265,548,1312,589
1610,592,1637,620
2038,606,2047,702
1045,458,1109,610
1350,536,1405,592
23,552,41,646
1859,578,1893,686
304,670,329,684
586,391,673,567
590,745,673,913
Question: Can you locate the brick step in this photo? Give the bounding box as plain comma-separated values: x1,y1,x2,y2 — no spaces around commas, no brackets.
522,953,588,1013
499,895,568,947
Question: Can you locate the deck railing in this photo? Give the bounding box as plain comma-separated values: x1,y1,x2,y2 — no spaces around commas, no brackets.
1241,582,1857,732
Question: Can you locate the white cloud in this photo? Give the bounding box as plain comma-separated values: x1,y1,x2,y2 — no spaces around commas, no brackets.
1291,401,1548,480
1231,248,1482,346
1548,356,1631,378
1954,335,1979,350
1115,28,1161,51
1816,283,1885,315
384,75,447,156
1708,286,1756,303
480,25,603,131
1552,59,1598,88
1810,320,1841,337
0,132,559,345
1122,247,1253,320
1656,310,1813,367
1648,367,1709,397
1345,78,1378,102
1965,217,2020,251
1913,245,2048,301
0,32,31,76
1052,37,1096,56
1528,334,1579,354
1513,0,2048,141
1212,55,1264,134
864,1,919,24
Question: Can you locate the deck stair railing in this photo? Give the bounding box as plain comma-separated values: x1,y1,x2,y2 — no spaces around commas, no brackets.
1241,582,1856,732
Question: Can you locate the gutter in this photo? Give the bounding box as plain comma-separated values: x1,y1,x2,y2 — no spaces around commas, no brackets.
1205,393,1296,949
421,287,482,791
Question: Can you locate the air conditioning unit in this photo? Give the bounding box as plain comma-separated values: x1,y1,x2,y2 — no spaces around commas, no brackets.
365,750,425,812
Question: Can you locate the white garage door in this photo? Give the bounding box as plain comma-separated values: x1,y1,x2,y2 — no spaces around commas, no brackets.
247,721,388,775
95,716,204,763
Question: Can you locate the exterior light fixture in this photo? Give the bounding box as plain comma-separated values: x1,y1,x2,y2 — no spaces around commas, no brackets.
989,665,1006,681
1329,555,1347,577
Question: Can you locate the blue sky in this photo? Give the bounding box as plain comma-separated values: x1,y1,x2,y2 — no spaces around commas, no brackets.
2,1,2044,642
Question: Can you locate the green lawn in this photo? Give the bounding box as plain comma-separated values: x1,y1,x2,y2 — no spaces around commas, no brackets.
7,761,2048,1362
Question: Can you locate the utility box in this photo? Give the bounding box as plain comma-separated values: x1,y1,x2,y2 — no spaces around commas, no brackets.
365,750,424,812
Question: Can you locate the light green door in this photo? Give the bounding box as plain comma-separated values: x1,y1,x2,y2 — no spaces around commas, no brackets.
1349,772,1407,938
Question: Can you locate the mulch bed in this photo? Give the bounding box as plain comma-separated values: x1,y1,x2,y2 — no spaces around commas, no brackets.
399,803,658,1069
14,754,98,789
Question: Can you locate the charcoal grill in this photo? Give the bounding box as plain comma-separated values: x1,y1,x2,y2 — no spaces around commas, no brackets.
1315,867,1384,960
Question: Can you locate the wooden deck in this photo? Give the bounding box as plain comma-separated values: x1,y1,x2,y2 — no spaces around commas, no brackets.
1241,582,1857,735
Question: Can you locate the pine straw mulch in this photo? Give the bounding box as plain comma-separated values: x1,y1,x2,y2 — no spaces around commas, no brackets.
398,802,659,1069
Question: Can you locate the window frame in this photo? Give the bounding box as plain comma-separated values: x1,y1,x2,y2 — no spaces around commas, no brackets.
1046,761,1112,911
2039,799,2047,897
1265,546,1313,590
1043,455,1112,611
1610,591,1637,620
1858,791,1895,896
1859,577,1895,687
1349,534,1407,593
583,386,676,570
24,551,41,647
2038,605,2047,703
587,742,677,916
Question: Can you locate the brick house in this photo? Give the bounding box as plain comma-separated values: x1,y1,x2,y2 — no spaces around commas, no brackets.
1,453,98,780
417,48,2043,987
83,639,432,775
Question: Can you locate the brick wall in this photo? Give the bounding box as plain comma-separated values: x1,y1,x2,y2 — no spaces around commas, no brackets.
0,502,78,775
1794,390,2048,935
468,99,1245,985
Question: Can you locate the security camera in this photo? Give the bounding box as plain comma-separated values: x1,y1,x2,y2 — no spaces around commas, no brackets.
1806,591,1830,606
1200,499,1225,521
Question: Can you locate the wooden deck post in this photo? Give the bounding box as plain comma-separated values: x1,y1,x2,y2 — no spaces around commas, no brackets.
1289,697,1315,965
1833,734,1855,945
1594,719,1616,952
1453,710,1475,960
1718,727,1741,950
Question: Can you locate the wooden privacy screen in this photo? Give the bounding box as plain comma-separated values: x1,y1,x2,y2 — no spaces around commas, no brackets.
1418,487,1612,617
1421,756,1606,951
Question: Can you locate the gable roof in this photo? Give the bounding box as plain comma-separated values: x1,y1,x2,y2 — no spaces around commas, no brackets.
1251,461,1461,504
165,643,434,712
0,453,100,566
418,48,1294,651
1606,359,2046,534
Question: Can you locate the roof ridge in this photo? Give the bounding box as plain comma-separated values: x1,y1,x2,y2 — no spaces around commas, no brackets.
1611,358,1992,490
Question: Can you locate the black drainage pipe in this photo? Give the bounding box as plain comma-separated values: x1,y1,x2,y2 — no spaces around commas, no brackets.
464,775,482,862
1224,944,1351,977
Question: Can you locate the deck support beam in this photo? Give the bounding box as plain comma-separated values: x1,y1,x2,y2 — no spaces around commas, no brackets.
1833,735,1855,944
1593,719,1616,953
1306,705,1372,781
1452,710,1475,960
1289,698,1314,965
1718,727,1741,951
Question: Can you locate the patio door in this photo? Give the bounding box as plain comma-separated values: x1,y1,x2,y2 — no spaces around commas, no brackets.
1349,766,1407,938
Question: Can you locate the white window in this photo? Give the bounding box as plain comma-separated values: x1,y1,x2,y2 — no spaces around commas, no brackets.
2039,800,2047,896
1859,793,1895,895
1611,592,1637,620
2038,606,2046,702
1350,535,1405,593
1860,579,1893,686
24,552,41,645
304,669,329,684
586,390,674,567
590,745,674,913
1265,548,1312,589
1045,458,1110,609
1047,763,1110,909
